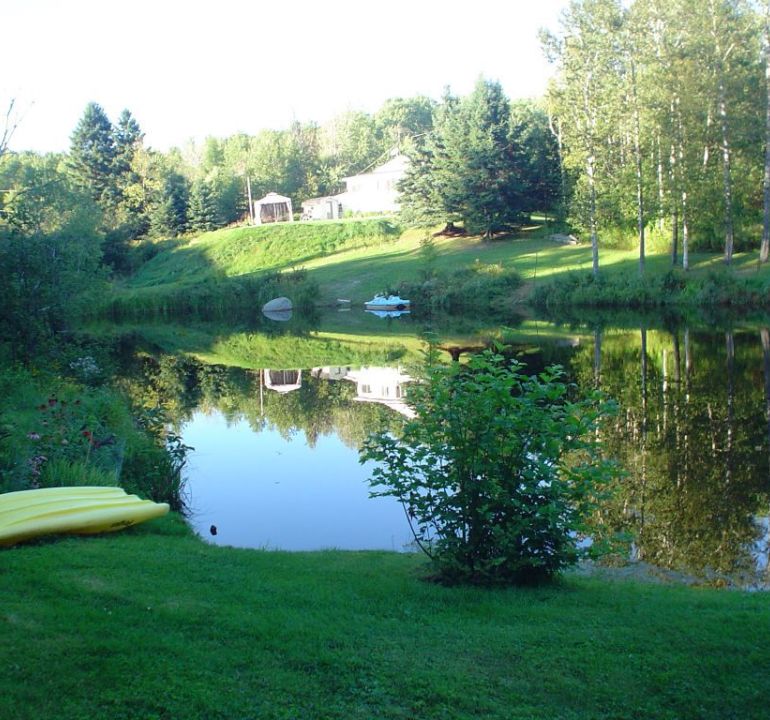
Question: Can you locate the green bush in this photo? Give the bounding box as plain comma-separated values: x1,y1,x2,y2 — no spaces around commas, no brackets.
361,349,619,585
119,408,190,511
398,263,522,315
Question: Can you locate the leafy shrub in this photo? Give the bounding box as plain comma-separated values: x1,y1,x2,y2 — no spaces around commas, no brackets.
361,349,619,585
120,408,191,511
398,263,522,315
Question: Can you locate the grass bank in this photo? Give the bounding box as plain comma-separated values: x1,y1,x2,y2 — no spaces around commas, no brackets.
0,365,186,508
110,218,770,318
1,518,768,720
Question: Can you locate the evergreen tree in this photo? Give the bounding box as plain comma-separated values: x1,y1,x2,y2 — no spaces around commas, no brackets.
400,80,529,239
187,178,219,232
68,102,117,205
112,109,143,177
149,171,188,237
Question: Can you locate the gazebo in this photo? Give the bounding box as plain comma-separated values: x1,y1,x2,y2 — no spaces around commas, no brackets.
253,192,294,225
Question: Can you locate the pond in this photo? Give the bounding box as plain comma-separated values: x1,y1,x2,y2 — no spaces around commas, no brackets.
109,313,770,588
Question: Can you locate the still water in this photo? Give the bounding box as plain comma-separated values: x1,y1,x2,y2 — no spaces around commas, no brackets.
115,316,770,587
183,411,413,551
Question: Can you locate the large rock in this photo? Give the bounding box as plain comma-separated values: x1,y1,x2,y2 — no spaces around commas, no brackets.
262,296,293,313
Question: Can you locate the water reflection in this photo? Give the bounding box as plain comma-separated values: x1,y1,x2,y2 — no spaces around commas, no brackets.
579,327,770,589
183,411,413,551
110,322,770,587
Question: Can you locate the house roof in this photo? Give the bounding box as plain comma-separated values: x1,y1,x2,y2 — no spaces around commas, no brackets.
255,192,292,204
342,153,408,182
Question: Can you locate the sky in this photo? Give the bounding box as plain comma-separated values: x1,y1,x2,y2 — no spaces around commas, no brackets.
2,0,569,154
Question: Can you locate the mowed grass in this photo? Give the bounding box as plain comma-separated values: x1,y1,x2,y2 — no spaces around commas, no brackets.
125,219,402,290
122,218,770,309
1,517,769,720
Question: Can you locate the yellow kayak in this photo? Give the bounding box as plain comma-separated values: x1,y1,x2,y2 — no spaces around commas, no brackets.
0,486,169,547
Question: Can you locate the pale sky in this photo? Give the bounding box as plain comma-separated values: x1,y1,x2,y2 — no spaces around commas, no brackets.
3,0,569,154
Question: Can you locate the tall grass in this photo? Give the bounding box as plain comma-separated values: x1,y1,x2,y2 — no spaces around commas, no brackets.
0,366,188,509
532,267,770,310
103,270,318,321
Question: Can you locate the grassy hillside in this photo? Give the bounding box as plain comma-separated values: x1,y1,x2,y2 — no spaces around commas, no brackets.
1,518,768,720
126,219,402,290
115,218,770,316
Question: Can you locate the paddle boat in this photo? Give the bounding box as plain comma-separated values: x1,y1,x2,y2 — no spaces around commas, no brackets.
364,294,411,312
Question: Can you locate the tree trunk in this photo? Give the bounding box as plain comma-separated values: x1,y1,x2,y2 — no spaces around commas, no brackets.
656,132,665,232
671,206,679,266
587,151,599,278
762,5,770,263
631,61,645,275
681,186,690,271
675,98,690,271
548,112,567,224
710,1,735,265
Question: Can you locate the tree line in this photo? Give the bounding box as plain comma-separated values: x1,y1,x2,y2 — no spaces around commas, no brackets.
0,96,436,273
542,0,770,275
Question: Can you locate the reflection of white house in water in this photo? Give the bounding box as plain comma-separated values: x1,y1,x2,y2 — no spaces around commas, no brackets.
263,369,302,393
313,365,414,418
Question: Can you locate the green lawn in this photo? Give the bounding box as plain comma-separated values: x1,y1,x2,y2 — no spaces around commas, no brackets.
1,517,768,720
121,219,770,310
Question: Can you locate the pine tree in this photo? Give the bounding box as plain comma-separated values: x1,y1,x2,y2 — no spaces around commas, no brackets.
187,178,219,232
112,109,143,177
149,171,188,238
399,80,529,239
68,102,117,205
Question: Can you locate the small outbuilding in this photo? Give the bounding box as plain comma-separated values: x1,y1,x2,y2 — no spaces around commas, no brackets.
301,196,343,221
253,192,294,225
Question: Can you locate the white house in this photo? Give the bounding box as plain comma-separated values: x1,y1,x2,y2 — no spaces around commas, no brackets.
336,153,408,214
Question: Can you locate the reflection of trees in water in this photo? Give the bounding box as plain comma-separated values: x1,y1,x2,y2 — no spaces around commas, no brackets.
115,353,400,450
571,328,770,585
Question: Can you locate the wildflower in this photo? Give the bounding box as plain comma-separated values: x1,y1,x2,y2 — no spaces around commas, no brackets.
26,432,41,441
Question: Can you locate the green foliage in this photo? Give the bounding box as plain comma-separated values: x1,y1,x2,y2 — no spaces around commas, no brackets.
0,370,132,493
105,270,318,321
149,169,188,238
0,152,105,342
400,81,541,237
187,178,220,232
361,349,619,585
37,458,117,488
543,0,765,263
532,266,770,310
68,102,117,204
398,260,522,314
120,407,190,511
0,366,188,510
